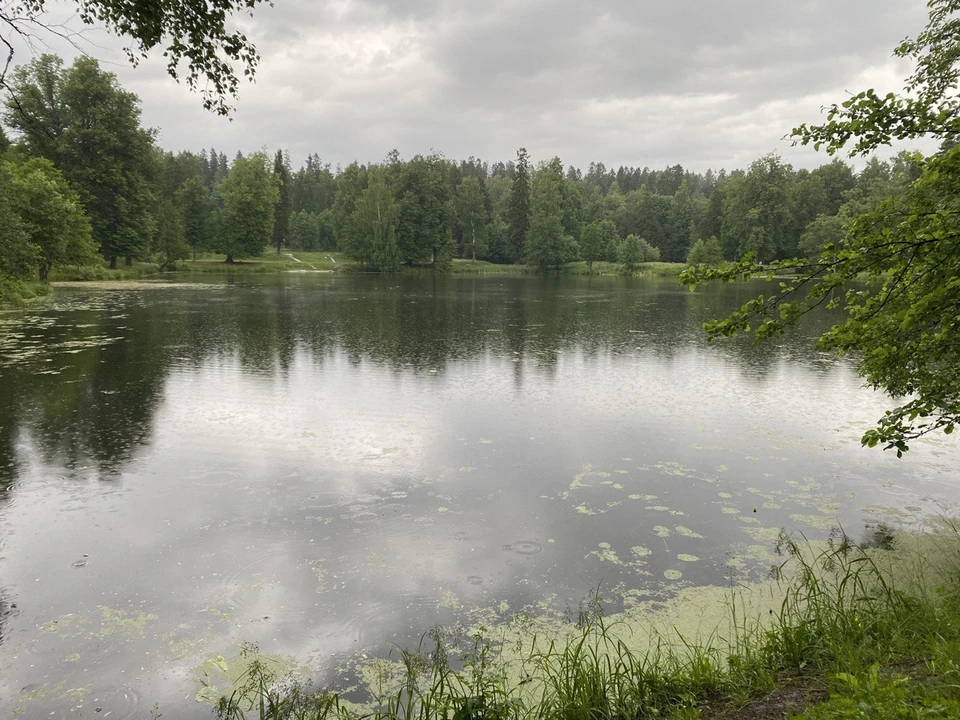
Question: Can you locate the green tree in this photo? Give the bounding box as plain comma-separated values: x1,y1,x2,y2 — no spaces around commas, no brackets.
342,167,401,271
330,162,367,245
579,221,606,274
797,213,845,258
394,154,453,268
686,236,723,267
685,0,960,453
290,154,336,215
176,176,213,262
152,198,188,269
288,211,321,250
454,177,489,262
272,150,290,254
506,147,531,263
4,55,156,268
720,155,795,262
618,234,643,274
525,158,567,273
667,180,696,261
0,163,38,281
214,152,278,263
5,156,96,279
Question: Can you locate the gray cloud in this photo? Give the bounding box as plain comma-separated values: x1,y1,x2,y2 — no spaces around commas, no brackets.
4,0,935,171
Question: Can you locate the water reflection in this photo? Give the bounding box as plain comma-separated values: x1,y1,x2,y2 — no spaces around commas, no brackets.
0,274,955,717
0,275,844,482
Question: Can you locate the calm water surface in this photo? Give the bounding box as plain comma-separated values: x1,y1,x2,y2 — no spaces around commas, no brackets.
1,274,957,717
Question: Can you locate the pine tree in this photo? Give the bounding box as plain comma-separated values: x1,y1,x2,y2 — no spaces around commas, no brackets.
506,147,531,264
272,150,291,254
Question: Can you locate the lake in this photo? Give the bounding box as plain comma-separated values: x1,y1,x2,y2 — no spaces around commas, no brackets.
1,273,957,718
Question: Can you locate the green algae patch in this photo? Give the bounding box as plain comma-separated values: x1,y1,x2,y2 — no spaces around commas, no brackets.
674,525,704,538
653,525,671,537
41,606,157,640
631,545,653,558
194,646,301,706
439,589,462,609
677,554,700,562
588,542,622,565
655,461,697,477
217,520,960,720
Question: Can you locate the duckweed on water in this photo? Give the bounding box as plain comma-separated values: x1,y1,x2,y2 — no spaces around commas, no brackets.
41,606,157,640
438,590,461,610
588,543,621,565
212,521,960,720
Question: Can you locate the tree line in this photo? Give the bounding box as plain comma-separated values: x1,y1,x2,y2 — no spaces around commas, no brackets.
0,53,919,293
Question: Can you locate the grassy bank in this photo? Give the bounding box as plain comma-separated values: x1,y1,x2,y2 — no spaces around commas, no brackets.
48,261,164,282
449,260,687,277
0,277,52,306
43,253,686,283
563,261,686,277
180,251,343,273
208,522,960,720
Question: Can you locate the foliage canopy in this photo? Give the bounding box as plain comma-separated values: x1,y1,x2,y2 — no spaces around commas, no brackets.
683,0,960,454
1,0,267,114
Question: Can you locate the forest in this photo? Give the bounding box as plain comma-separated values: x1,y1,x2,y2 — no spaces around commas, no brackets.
0,52,918,301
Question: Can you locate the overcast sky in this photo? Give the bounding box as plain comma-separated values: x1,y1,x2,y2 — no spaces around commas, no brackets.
4,0,935,171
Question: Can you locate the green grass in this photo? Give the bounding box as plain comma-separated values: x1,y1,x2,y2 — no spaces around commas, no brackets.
209,521,960,720
44,253,685,282
0,277,52,305
564,261,686,277
48,261,162,282
450,260,530,275
179,250,345,273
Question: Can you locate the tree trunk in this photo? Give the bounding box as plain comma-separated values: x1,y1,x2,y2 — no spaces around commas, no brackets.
588,260,593,275
39,265,49,282
124,255,132,267
225,254,235,264
193,246,197,263
109,255,117,270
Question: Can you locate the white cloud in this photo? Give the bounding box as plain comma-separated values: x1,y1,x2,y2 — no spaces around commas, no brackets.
2,0,936,171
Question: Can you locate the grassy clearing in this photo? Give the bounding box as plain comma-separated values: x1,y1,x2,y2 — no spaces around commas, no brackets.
210,521,960,720
179,250,344,273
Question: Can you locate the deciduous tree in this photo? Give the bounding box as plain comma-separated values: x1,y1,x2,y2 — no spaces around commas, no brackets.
684,0,960,453
214,152,278,263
